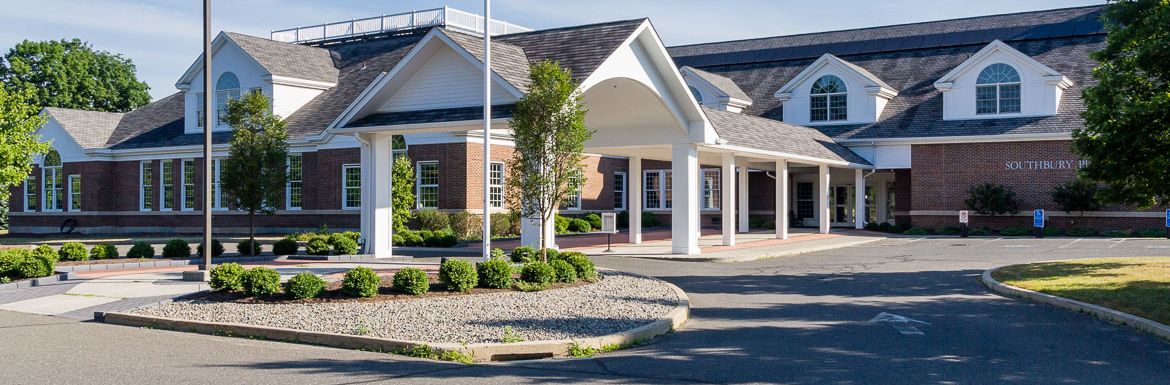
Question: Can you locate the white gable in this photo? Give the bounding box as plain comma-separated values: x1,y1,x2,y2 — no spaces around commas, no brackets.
773,54,898,126
680,67,751,113
934,40,1072,120
378,47,518,112
177,37,270,135
34,117,88,163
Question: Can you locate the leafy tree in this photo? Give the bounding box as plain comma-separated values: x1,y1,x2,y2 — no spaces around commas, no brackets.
0,39,150,112
1051,179,1103,216
221,91,288,243
965,183,1021,215
1072,0,1170,208
391,155,416,233
506,60,592,261
0,86,50,206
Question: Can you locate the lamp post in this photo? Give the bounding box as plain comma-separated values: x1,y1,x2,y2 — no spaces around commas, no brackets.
185,0,214,281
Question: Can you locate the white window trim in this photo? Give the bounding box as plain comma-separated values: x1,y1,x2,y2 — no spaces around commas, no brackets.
975,83,1022,116
613,171,627,210
701,168,721,211
42,166,63,213
160,160,173,212
416,161,439,210
286,154,302,210
139,161,153,212
342,164,362,210
23,177,35,212
211,158,226,211
67,174,81,212
488,162,504,209
180,159,195,212
643,170,673,211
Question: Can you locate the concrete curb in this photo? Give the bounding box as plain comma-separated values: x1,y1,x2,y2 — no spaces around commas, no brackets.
633,236,885,263
54,255,282,273
981,264,1170,342
284,254,413,262
0,272,78,292
101,273,690,362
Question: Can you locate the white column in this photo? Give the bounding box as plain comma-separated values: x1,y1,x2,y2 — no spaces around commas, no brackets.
671,143,700,254
721,153,735,246
629,156,642,244
855,168,865,229
777,160,789,240
366,134,393,258
819,164,831,234
737,159,749,233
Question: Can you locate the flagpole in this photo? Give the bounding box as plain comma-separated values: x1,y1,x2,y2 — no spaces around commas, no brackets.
481,0,492,262
202,0,213,275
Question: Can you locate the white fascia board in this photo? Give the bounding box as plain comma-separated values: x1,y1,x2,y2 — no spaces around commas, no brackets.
836,132,1071,145
934,40,1071,90
175,32,271,89
326,70,391,131
266,75,336,90
330,118,512,135
706,143,872,169
680,67,731,99
432,31,525,99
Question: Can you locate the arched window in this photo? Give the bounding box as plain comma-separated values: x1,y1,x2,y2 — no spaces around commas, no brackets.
42,149,63,211
810,75,847,122
975,63,1021,115
215,72,242,126
391,135,408,161
689,86,704,103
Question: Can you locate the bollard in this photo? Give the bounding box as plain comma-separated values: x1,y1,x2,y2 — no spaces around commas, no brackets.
961,223,968,238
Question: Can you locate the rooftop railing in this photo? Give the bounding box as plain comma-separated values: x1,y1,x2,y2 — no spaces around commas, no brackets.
270,7,532,44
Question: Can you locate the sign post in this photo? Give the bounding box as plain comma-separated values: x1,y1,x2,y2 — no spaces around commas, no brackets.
1033,209,1045,238
601,212,618,252
1165,209,1169,240
958,210,969,238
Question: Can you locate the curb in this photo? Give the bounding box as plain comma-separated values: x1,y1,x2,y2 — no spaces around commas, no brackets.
981,264,1170,342
632,236,884,263
285,255,413,262
55,255,282,273
0,272,78,292
100,273,690,362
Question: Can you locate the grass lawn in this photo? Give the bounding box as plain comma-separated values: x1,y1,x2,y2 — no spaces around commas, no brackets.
992,257,1170,326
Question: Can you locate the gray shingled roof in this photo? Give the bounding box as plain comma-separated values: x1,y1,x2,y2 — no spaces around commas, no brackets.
439,29,531,93
683,66,751,102
825,54,894,91
43,108,124,149
704,107,868,165
347,104,516,128
496,19,645,83
224,32,339,84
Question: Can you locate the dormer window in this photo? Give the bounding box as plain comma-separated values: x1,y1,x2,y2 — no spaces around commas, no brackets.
975,63,1020,115
689,86,704,103
810,75,847,122
215,72,241,126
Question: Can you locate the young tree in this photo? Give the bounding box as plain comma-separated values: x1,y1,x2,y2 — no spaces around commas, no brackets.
0,39,150,112
1051,179,1103,216
391,155,416,233
220,91,288,243
0,85,50,206
965,183,1021,216
506,60,592,261
1072,0,1170,208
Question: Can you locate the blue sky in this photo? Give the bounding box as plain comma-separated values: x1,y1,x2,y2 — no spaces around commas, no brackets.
0,0,1104,101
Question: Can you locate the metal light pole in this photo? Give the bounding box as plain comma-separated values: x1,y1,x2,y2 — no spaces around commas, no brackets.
481,0,492,262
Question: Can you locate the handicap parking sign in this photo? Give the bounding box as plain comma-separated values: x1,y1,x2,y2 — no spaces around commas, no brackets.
1034,210,1045,228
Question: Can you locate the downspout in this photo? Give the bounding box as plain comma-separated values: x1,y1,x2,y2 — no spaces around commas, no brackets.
353,133,372,254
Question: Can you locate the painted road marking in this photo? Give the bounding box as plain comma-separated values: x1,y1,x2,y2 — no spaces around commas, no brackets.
1109,239,1126,248
1004,245,1033,248
1057,239,1082,249
870,312,929,335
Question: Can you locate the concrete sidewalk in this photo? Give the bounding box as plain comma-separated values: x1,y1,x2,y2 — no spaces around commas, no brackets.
572,230,884,262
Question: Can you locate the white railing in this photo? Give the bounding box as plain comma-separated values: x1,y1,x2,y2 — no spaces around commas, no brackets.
270,7,532,44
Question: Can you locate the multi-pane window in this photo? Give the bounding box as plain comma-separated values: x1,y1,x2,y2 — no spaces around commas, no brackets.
215,72,241,126
161,160,174,210
810,75,848,122
287,154,303,210
613,172,626,210
664,171,673,209
343,164,362,209
182,159,195,210
68,175,81,212
391,135,408,162
865,185,877,224
702,169,720,210
416,161,439,209
196,94,205,127
211,158,223,209
489,162,504,209
24,176,36,211
140,161,154,211
42,149,63,212
975,63,1021,115
796,182,814,219
561,171,582,210
643,170,674,210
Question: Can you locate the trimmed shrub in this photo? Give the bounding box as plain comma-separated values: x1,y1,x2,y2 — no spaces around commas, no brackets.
284,272,326,299
342,267,380,298
864,222,881,231
1067,228,1096,237
520,262,556,286
564,254,596,280
162,239,191,258
272,238,299,256
58,243,88,262
127,242,155,259
510,246,536,263
422,232,458,248
549,259,577,283
418,230,434,241
477,257,514,289
895,221,913,233
0,250,28,277
405,231,425,246
17,255,55,278
641,211,661,228
936,226,960,235
417,209,450,232
306,238,330,255
877,222,895,232
241,267,281,296
969,229,991,236
439,260,477,292
554,216,570,234
337,231,361,243
90,243,118,260
1137,228,1165,238
490,214,512,238
556,251,585,263
491,248,506,260
198,239,225,258
392,267,430,295
209,263,245,291
32,245,56,261
1043,227,1065,237
237,239,262,256
540,248,560,263
449,211,479,239
392,234,406,246
903,227,931,235
999,228,1030,236
332,237,359,255
569,218,592,233
1101,229,1133,238
584,214,602,230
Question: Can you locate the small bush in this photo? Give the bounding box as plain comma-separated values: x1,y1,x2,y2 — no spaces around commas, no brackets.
520,262,556,286
936,226,959,235
241,267,281,296
423,233,458,248
332,237,359,255
392,234,405,246
584,214,602,230
417,209,450,232
306,238,330,255
17,255,55,278
490,214,512,237
969,229,991,236
90,243,118,260
564,254,596,280
510,246,536,263
162,239,191,258
439,259,477,292
272,238,299,256
617,210,629,228
549,259,578,283
237,239,262,256
864,222,881,231
405,231,425,246
284,272,326,299
1043,227,1065,237
477,257,514,289
1101,229,1133,238
392,267,430,295
418,230,434,241
641,211,661,228
569,218,592,233
127,241,155,259
342,267,380,297
999,228,1030,236
198,239,225,258
32,245,56,261
1066,228,1096,237
209,263,245,291
337,231,361,243
58,243,88,262
449,211,480,239
555,215,571,234
1137,228,1165,238
556,251,585,263
903,227,931,235
516,281,549,292
877,222,895,232
540,248,560,263
895,221,913,233
0,250,26,277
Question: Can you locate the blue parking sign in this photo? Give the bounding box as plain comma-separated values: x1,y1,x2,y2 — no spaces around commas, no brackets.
1034,210,1045,228
1165,209,1169,228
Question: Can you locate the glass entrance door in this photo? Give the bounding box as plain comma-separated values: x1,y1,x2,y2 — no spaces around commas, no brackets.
828,184,855,226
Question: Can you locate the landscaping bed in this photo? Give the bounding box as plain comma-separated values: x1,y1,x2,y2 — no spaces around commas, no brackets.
991,257,1170,326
